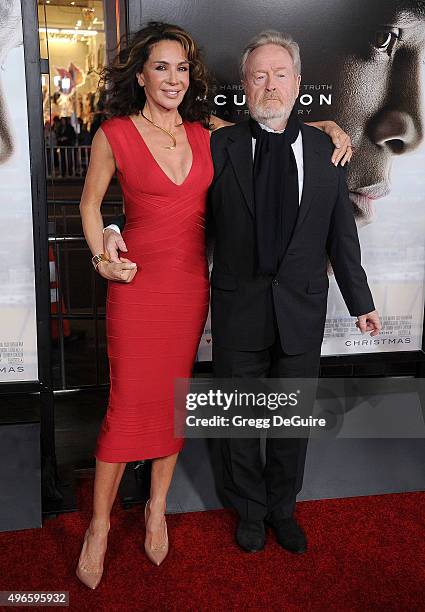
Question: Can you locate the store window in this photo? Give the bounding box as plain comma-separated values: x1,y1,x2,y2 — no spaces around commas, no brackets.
38,1,125,390
39,0,106,178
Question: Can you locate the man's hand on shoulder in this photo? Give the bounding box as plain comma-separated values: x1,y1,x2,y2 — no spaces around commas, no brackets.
356,310,381,336
104,228,128,263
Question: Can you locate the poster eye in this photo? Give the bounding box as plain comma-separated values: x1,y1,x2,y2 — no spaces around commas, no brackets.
374,28,400,56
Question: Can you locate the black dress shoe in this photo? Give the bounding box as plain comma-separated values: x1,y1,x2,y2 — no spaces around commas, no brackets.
236,519,265,552
266,516,307,553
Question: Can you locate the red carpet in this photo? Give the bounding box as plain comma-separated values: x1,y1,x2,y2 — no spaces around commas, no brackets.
0,478,424,612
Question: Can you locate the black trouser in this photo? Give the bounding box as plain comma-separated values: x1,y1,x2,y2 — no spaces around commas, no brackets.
212,338,321,521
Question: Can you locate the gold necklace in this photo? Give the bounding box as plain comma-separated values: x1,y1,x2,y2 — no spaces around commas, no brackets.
140,110,183,150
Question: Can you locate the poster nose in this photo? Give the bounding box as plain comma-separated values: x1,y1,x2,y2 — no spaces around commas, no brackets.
0,99,14,163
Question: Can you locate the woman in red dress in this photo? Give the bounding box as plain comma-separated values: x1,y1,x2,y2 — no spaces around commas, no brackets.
78,22,352,589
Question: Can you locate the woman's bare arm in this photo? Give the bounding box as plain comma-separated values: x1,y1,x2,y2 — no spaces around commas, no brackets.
79,129,115,256
305,120,353,166
79,128,136,282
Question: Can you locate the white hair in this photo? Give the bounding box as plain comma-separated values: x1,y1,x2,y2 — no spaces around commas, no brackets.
240,30,301,78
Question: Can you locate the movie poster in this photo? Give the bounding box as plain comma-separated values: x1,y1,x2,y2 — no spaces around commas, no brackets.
0,0,38,381
134,0,425,359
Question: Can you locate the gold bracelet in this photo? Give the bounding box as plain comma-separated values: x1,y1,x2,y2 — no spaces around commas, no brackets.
91,253,110,270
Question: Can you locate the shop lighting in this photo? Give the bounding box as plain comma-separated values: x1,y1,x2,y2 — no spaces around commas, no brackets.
60,29,98,36
38,28,98,37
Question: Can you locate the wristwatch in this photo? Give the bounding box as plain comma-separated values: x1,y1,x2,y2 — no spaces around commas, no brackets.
91,253,110,270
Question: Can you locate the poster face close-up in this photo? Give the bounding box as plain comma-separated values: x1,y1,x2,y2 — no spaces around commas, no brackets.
136,0,425,359
0,0,38,382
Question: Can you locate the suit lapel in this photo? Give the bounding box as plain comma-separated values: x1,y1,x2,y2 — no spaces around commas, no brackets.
227,122,255,217
276,124,322,272
224,122,321,226
293,123,321,231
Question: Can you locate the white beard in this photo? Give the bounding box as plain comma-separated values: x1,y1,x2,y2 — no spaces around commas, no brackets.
250,104,291,123
248,94,297,125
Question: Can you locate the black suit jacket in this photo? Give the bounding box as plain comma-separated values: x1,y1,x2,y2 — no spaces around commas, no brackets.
208,120,375,355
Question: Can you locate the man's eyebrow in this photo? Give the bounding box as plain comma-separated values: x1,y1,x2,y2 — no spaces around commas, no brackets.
253,66,289,71
376,4,423,27
395,9,425,25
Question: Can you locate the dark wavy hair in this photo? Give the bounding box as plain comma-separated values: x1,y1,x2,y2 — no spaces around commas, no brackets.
99,22,212,128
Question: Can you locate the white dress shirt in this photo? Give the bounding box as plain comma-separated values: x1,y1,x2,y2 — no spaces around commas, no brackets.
106,121,305,234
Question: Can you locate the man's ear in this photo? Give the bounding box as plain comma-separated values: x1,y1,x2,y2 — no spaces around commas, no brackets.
295,73,301,96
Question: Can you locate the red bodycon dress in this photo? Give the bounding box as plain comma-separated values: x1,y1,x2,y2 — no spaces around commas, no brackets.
95,116,213,462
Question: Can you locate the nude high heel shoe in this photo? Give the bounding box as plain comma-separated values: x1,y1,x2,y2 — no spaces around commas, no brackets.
75,524,109,589
144,499,169,566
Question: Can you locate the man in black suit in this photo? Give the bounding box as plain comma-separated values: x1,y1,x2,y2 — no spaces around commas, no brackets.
207,30,380,554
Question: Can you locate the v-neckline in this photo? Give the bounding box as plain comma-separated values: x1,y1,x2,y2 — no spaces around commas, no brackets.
127,116,194,187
